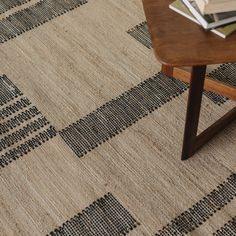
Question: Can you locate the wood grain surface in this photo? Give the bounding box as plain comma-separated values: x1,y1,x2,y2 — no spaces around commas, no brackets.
142,0,236,66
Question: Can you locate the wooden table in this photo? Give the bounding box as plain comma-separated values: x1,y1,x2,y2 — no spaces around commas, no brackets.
142,0,236,160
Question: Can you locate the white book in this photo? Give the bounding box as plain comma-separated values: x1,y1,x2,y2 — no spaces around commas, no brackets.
182,0,236,29
196,0,236,14
206,0,235,3
169,0,236,38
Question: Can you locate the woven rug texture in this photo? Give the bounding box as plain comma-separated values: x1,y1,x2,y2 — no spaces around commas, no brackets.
0,0,236,235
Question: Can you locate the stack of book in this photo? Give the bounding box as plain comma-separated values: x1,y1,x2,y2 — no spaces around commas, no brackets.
169,0,236,38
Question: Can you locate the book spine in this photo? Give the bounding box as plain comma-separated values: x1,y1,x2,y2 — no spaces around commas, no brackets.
169,3,226,38
181,0,208,29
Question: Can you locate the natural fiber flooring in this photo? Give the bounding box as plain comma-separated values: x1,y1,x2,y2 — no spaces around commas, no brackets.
0,0,236,235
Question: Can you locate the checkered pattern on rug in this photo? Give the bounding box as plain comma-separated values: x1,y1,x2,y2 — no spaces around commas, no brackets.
0,0,87,43
213,216,236,236
155,174,236,236
0,75,57,168
48,193,139,236
59,73,187,158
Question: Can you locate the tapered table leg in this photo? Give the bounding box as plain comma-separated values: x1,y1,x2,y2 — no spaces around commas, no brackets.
181,65,207,160
161,64,173,77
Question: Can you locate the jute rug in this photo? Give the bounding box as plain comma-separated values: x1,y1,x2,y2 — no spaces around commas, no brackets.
0,0,236,235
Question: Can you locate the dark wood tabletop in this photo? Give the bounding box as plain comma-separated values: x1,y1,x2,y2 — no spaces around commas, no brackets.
142,0,236,66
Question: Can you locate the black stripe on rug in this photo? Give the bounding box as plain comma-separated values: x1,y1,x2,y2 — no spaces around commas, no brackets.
59,72,187,158
0,75,57,168
47,192,139,236
127,22,152,49
127,22,236,105
213,216,236,236
0,0,31,15
155,173,236,236
0,0,88,43
0,74,23,105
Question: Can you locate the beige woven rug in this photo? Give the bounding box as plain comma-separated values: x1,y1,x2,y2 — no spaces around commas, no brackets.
0,0,236,235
